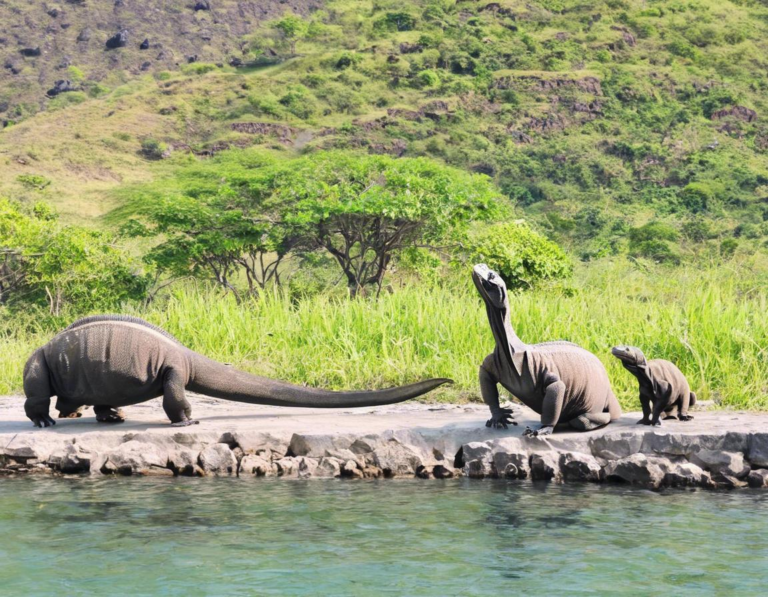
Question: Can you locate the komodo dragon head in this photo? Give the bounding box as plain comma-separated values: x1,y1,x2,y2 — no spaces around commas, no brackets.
611,345,648,373
472,263,527,376
472,263,508,310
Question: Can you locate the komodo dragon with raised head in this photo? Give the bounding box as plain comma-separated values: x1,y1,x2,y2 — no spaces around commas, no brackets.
22,315,451,428
611,345,696,426
473,264,622,436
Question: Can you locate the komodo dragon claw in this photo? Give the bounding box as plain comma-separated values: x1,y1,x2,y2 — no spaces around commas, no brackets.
678,415,694,422
30,414,56,428
171,418,200,427
523,425,553,437
485,407,517,429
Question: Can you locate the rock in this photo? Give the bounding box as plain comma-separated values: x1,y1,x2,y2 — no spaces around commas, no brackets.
106,30,129,50
711,106,757,123
690,450,750,479
530,452,562,481
4,61,21,75
461,441,493,478
362,465,383,479
229,57,243,67
194,0,211,10
169,448,204,476
589,432,643,460
186,55,198,63
432,464,455,479
104,441,169,476
559,452,602,482
373,441,422,477
199,443,236,476
492,451,530,479
232,431,290,456
239,454,274,477
314,457,342,478
274,457,299,477
605,454,665,489
289,433,353,458
139,38,149,50
661,461,713,488
77,28,91,42
54,444,91,474
47,80,77,97
19,47,42,58
48,8,61,17
298,457,318,479
748,433,768,467
139,61,152,71
747,469,768,488
341,459,363,479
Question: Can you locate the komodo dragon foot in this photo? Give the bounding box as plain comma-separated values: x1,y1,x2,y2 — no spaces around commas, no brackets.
485,407,517,429
170,414,200,427
30,414,56,428
523,425,554,437
94,406,126,424
678,414,694,422
637,418,652,425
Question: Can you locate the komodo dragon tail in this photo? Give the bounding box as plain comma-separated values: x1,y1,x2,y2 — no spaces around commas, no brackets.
187,355,452,408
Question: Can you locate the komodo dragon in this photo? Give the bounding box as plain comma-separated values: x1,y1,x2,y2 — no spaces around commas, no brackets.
611,345,696,426
22,315,451,428
473,264,621,436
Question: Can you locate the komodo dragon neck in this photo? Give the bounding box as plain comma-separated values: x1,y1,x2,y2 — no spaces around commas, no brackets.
186,353,450,408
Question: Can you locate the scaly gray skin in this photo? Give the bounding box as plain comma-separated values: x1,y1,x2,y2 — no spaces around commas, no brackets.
611,345,696,426
473,264,622,436
23,315,452,428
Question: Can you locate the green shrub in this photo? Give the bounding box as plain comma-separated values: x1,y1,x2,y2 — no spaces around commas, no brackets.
465,222,572,290
140,138,167,160
17,174,51,190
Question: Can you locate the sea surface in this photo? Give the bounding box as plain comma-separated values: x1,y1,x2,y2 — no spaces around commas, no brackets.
0,477,765,596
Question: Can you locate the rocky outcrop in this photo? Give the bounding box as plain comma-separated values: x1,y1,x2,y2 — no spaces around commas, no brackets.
1,403,767,489
46,79,78,97
105,30,128,50
711,106,757,123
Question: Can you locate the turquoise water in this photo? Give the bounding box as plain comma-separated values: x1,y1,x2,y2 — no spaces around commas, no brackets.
0,478,766,596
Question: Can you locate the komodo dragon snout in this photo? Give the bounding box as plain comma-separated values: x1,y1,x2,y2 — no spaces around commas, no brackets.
610,346,646,367
472,263,506,310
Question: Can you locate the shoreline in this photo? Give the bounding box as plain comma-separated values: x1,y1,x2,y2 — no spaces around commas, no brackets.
1,395,767,489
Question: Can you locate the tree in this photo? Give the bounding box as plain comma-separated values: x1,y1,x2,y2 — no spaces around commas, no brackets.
247,151,505,296
272,15,308,56
0,198,148,314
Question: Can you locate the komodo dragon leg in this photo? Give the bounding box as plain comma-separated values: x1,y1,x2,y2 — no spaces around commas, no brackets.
663,403,679,420
23,350,56,428
94,405,126,423
568,412,611,431
56,397,85,418
163,369,199,427
479,366,516,429
677,391,694,421
523,378,565,437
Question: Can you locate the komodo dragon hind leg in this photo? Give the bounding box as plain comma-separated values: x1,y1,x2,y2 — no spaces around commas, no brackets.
56,397,86,419
569,412,611,432
94,405,126,423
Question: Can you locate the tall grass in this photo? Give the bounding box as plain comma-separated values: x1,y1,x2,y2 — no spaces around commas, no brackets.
2,261,767,410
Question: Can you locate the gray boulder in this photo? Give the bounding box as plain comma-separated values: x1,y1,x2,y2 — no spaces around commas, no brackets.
530,452,562,481
103,440,168,475
690,450,750,479
239,454,274,477
559,452,602,482
373,441,423,477
604,454,665,489
199,443,237,476
747,469,768,488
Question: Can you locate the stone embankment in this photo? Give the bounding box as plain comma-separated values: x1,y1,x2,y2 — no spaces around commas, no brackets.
1,397,767,489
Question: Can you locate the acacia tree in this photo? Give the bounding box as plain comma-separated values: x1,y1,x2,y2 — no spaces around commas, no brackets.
247,151,505,296
271,14,308,56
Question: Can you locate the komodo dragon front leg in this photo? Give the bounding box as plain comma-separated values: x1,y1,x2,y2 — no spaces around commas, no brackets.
479,365,516,429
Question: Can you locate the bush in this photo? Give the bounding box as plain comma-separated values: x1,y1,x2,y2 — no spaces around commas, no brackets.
140,138,167,160
465,222,572,290
0,198,148,314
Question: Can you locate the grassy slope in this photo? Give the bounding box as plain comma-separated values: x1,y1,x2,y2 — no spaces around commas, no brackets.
1,0,767,253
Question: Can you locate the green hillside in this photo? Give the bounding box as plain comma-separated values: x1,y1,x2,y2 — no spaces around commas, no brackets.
1,0,767,260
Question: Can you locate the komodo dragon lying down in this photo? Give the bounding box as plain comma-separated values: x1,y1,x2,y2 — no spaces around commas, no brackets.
611,345,696,426
22,315,451,428
473,264,622,436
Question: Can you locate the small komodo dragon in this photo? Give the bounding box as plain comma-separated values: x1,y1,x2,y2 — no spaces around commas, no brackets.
22,315,451,428
611,345,696,426
473,264,622,436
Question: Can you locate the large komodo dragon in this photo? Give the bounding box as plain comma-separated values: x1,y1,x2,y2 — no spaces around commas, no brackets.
611,345,695,426
22,315,451,428
473,264,621,436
